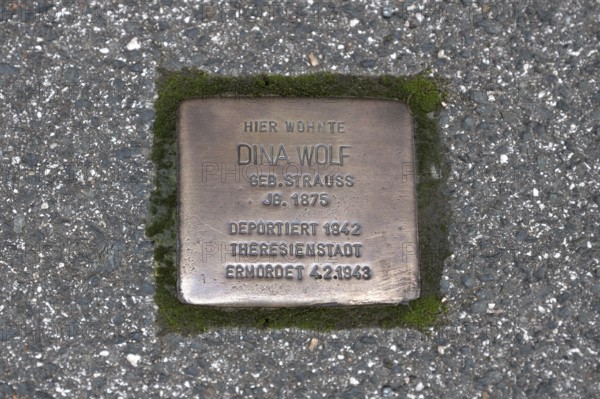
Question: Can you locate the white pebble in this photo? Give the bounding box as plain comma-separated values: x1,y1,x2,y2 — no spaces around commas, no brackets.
126,354,141,367
437,50,449,60
307,52,320,67
307,337,319,351
126,37,141,51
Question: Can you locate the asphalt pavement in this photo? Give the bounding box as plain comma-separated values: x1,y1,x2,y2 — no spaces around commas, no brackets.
0,0,599,397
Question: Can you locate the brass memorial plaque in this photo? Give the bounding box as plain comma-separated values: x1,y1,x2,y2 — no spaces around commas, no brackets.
177,98,419,306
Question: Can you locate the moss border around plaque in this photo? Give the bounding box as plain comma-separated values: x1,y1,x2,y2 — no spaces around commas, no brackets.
146,70,451,334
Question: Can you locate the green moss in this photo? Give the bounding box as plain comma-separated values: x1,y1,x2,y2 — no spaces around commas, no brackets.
147,70,451,333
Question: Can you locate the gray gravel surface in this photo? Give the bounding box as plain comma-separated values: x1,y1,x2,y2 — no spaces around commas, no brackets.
1,0,599,398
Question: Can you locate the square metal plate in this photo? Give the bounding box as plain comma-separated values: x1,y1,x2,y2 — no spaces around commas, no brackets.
177,98,419,306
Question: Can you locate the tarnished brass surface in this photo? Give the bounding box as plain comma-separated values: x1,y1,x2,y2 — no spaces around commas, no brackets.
177,98,419,306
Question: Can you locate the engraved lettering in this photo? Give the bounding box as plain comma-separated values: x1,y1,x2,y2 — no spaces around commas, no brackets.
315,144,328,165
230,242,362,257
244,120,279,132
284,121,295,132
285,265,294,279
179,98,419,305
297,145,314,165
224,264,305,280
274,264,284,278
295,265,304,280
228,221,319,236
296,145,351,166
237,143,252,165
235,265,244,278
284,121,345,133
237,144,291,165
265,264,274,278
